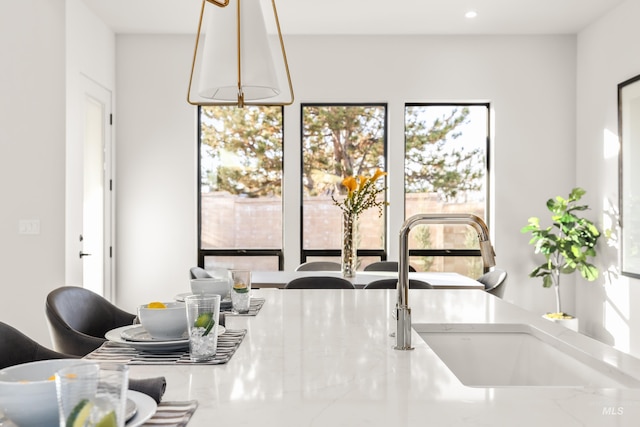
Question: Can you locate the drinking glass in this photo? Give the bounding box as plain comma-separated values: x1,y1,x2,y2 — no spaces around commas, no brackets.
55,362,129,427
185,294,221,362
229,269,251,314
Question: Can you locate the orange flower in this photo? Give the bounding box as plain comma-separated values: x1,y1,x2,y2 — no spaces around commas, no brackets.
371,168,387,181
357,175,368,191
342,176,358,194
333,169,389,217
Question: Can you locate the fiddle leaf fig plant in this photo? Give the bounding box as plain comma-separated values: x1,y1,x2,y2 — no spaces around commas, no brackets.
521,187,601,317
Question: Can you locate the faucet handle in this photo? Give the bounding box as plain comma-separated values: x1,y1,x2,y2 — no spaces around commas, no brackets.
479,240,496,268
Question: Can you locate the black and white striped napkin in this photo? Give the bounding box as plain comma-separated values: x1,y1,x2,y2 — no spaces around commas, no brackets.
85,329,246,365
142,400,198,426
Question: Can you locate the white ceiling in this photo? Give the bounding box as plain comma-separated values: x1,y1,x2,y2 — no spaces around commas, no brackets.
81,0,626,35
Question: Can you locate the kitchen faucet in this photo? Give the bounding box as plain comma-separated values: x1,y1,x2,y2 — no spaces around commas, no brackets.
395,213,496,350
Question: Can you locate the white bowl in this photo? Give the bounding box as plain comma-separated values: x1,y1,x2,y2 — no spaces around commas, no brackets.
137,301,188,340
0,358,90,426
190,278,230,298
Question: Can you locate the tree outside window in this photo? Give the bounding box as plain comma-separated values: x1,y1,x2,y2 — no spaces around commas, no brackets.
199,106,284,270
301,104,387,264
405,104,489,277
196,103,489,274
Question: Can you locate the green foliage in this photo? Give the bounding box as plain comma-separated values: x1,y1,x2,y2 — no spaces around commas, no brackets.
405,107,484,201
520,188,601,314
302,105,386,197
202,105,482,203
201,106,283,197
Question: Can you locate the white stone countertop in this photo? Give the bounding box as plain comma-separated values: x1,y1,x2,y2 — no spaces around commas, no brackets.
130,289,640,426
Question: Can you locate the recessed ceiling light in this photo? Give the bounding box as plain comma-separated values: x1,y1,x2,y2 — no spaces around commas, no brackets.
465,10,477,19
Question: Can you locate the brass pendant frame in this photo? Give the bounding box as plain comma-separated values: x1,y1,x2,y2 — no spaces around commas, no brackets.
187,0,294,107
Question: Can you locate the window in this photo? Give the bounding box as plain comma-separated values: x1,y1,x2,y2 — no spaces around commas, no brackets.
404,103,489,277
300,104,387,266
197,103,487,274
198,106,284,270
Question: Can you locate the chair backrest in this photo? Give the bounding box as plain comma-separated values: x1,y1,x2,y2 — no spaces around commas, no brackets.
295,261,342,271
363,278,432,289
285,276,355,289
364,261,416,272
190,266,213,279
45,286,137,356
477,268,507,298
0,321,77,369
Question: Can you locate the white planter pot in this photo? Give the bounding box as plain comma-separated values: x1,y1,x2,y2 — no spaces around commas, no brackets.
542,314,579,332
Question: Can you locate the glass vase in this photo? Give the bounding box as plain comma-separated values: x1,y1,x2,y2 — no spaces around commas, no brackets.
341,211,359,278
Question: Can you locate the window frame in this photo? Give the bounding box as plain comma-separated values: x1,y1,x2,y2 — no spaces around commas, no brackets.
404,102,491,270
299,102,389,264
197,105,285,270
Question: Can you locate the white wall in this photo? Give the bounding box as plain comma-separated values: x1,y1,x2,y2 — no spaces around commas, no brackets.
576,0,640,356
115,35,198,313
114,34,578,319
0,0,66,345
0,0,115,346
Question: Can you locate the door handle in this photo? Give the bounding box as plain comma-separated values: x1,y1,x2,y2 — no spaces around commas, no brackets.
79,251,92,258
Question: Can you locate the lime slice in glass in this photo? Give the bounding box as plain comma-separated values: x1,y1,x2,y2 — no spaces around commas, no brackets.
194,312,215,335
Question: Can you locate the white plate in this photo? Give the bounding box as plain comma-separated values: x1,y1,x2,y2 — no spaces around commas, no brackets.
121,325,187,342
106,325,226,351
126,390,157,427
174,292,192,302
106,325,188,351
121,325,227,342
175,292,232,307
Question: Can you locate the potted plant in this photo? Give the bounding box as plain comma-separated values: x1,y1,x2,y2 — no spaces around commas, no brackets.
521,187,601,331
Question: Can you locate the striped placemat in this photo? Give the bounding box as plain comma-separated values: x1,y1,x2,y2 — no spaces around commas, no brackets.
85,329,246,365
222,297,265,316
143,400,198,426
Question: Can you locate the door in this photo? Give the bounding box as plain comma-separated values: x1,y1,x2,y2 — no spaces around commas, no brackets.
68,76,113,299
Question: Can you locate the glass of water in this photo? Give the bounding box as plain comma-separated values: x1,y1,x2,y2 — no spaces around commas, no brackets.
55,362,129,427
229,270,251,314
184,294,221,362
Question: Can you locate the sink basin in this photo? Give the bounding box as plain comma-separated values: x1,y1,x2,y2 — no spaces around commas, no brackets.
414,323,640,388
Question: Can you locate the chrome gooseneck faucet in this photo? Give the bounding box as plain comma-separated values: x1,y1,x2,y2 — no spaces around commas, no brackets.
395,213,496,350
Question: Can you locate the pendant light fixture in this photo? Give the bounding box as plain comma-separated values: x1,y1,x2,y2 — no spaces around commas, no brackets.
187,0,294,107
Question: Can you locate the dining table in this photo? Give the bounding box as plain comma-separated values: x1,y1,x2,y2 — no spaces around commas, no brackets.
94,288,640,427
250,270,485,289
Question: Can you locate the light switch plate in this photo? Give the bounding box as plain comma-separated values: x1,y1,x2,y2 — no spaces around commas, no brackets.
19,219,40,235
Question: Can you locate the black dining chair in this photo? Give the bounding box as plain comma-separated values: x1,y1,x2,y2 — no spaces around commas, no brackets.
284,276,355,289
363,278,433,289
190,266,213,279
45,286,137,356
477,268,508,298
0,321,78,369
364,261,416,272
295,261,342,271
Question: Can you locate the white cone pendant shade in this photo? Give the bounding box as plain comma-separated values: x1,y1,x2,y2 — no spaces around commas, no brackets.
188,0,294,107
199,0,278,100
